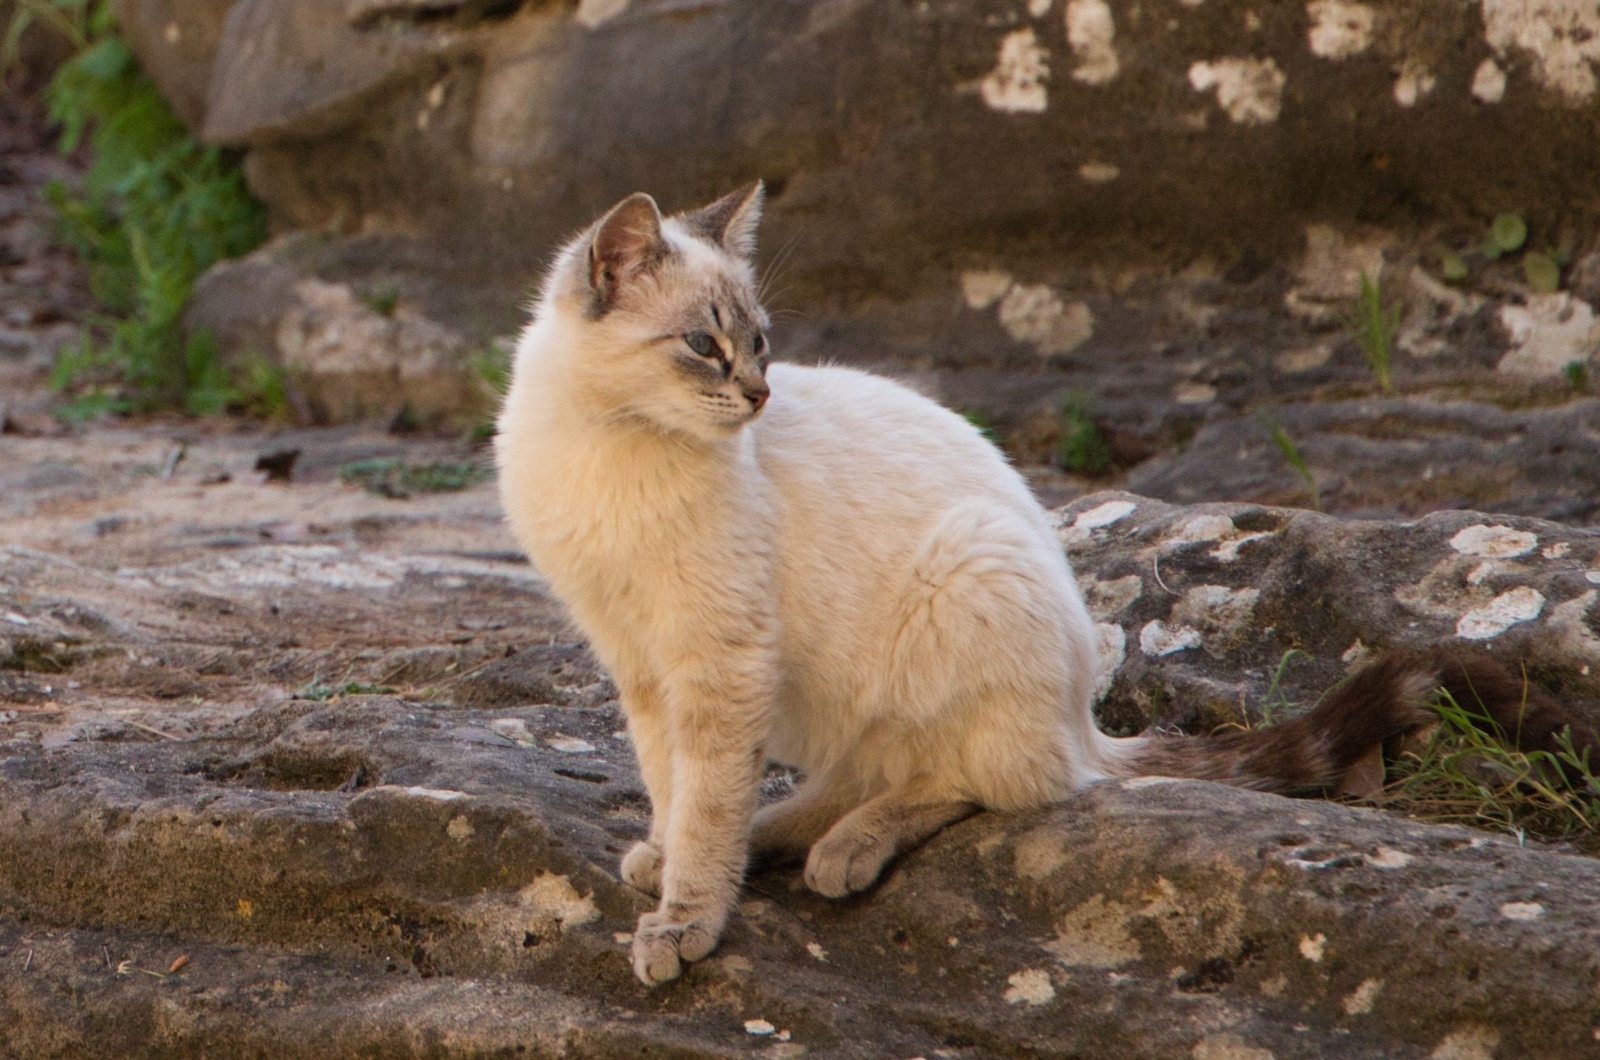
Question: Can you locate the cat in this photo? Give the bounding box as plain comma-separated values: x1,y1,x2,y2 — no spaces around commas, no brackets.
494,183,1579,986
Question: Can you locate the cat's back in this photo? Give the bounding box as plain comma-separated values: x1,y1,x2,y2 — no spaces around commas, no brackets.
754,363,1038,519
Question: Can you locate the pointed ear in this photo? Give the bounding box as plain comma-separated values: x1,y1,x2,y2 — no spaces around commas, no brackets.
589,192,665,307
683,181,764,258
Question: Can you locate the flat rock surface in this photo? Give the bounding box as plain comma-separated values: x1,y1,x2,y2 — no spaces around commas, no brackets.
3,409,1600,1058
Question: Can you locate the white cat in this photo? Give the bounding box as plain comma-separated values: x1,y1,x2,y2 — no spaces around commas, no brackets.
495,184,1502,985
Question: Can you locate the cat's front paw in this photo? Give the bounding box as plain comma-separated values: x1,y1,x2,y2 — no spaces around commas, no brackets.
620,840,664,896
630,906,722,985
804,825,895,898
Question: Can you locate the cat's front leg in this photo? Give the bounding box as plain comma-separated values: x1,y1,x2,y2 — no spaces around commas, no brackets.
617,681,673,896
630,661,770,985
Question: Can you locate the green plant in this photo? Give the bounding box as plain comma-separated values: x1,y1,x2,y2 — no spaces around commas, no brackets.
1345,271,1399,393
1483,213,1528,259
1377,688,1600,853
358,282,401,317
43,27,267,413
1055,390,1111,476
1257,412,1320,511
1523,250,1562,293
339,458,494,499
1565,359,1590,392
960,407,1000,446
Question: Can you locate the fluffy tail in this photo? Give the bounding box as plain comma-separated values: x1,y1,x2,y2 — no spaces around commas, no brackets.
1118,649,1597,796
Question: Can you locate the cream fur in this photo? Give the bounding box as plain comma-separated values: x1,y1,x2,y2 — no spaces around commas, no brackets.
495,186,1131,985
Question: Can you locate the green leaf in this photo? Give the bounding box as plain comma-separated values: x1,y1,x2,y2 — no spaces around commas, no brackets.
1489,213,1528,254
1439,250,1468,283
1523,251,1561,293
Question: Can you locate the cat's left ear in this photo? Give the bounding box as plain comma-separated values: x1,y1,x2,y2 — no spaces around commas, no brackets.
684,181,764,259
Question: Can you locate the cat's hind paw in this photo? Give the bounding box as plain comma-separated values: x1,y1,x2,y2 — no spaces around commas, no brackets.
631,908,721,986
803,826,895,898
620,841,664,896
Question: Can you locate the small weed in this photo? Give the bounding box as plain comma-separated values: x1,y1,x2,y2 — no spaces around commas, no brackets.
1377,689,1600,853
358,282,401,318
339,458,493,499
1344,271,1399,393
1257,412,1320,511
1523,250,1562,293
1055,390,1111,476
1259,649,1309,727
960,408,1000,446
1565,359,1590,392
1,0,109,75
297,679,397,701
467,340,512,441
1482,213,1528,259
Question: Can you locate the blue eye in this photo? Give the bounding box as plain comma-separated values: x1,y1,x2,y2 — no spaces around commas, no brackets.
685,331,718,357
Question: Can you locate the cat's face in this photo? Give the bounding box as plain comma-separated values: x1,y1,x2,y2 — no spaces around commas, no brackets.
555,184,772,441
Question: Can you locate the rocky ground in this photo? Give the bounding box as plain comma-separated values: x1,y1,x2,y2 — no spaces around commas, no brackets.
7,58,1600,1060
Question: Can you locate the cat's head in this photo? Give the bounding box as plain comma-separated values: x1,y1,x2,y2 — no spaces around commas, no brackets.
545,183,771,440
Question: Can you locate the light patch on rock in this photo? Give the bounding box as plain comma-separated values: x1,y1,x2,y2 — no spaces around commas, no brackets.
1066,0,1120,85
1499,900,1545,920
1482,0,1600,103
575,0,628,28
1076,499,1138,529
1045,894,1141,968
1004,968,1057,1004
1079,160,1121,183
1174,381,1217,404
1456,586,1545,640
1472,57,1508,103
1288,225,1388,316
1276,345,1333,373
982,29,1050,113
1014,826,1070,878
1342,639,1371,665
1028,0,1053,14
1080,573,1141,617
490,718,537,747
1466,561,1496,587
743,1019,776,1036
998,284,1094,354
1298,932,1327,962
962,270,1014,309
1140,619,1203,657
1188,57,1286,124
1342,977,1383,1015
1258,974,1288,997
1450,524,1537,558
1394,60,1437,106
1168,513,1236,544
1123,775,1182,788
1306,0,1374,59
1212,531,1275,563
1542,542,1570,559
1430,1025,1501,1060
1496,293,1600,377
1173,585,1260,642
549,736,596,754
806,941,828,961
520,871,599,931
1589,571,1600,584
446,815,475,841
395,785,467,801
1192,1033,1277,1060
1368,846,1412,869
1092,622,1127,700
1548,591,1600,670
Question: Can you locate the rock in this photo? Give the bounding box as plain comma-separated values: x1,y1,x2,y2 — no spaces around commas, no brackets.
111,0,239,131
3,420,1600,1056
186,247,487,424
1126,397,1600,527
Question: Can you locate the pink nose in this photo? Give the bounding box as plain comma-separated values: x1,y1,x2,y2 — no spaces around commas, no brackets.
743,381,770,411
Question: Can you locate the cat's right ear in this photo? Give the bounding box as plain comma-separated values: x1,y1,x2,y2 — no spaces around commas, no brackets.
589,193,665,309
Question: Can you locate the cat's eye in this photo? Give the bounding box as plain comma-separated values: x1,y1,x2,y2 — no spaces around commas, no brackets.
753,333,766,354
685,331,718,358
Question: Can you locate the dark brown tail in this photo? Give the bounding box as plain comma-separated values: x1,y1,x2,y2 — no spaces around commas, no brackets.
1124,650,1597,797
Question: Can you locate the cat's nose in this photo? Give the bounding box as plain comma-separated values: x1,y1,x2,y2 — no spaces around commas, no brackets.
742,380,770,411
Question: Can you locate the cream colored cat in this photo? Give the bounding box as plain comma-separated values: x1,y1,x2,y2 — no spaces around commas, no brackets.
494,184,1510,986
